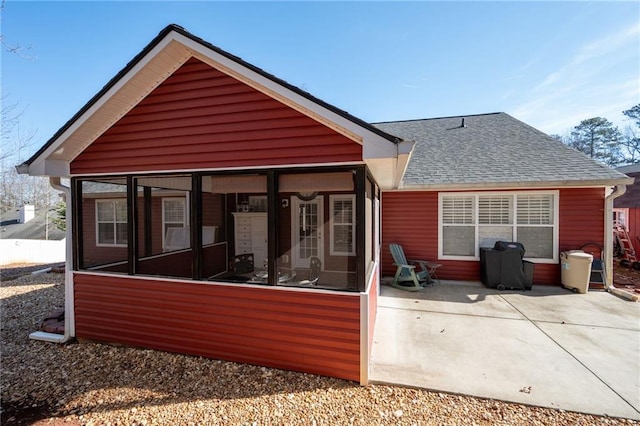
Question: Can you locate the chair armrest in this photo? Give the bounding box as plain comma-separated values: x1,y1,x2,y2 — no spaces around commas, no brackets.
393,262,416,270
409,260,442,271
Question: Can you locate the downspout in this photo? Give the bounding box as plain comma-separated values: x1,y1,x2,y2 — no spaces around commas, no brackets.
604,184,638,301
29,177,75,343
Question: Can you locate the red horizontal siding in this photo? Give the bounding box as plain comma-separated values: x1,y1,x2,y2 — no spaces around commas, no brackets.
71,58,362,175
381,191,443,275
74,273,361,381
381,188,606,286
627,208,640,253
558,188,605,253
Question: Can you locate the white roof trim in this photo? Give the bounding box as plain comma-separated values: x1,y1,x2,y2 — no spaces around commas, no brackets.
26,28,399,177
394,177,634,191
28,38,192,176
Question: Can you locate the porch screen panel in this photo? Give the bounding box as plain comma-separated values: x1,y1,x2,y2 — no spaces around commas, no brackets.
277,170,358,292
133,175,193,279
79,178,129,272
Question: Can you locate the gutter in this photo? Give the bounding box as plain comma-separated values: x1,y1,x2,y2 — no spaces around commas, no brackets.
603,185,639,301
29,177,75,343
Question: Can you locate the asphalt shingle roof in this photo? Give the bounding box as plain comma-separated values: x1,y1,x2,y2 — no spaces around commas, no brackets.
614,166,640,208
0,210,65,240
374,112,629,188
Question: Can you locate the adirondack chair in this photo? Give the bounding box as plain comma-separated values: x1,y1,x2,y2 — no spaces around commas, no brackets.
389,243,442,291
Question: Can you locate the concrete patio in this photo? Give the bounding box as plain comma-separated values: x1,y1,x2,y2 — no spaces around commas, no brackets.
370,281,640,420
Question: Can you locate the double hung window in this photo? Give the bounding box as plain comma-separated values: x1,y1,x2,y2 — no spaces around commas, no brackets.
439,191,557,262
330,195,356,256
163,198,188,251
96,199,127,246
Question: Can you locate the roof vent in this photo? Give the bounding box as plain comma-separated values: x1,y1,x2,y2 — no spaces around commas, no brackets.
461,118,466,128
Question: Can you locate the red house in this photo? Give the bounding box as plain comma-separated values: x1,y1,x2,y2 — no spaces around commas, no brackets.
614,164,640,256
19,25,631,383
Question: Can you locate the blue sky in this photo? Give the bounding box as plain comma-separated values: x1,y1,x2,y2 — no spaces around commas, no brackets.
2,1,639,159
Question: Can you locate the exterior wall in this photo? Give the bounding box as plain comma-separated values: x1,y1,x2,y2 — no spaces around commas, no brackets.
73,273,361,381
81,198,128,266
613,173,639,253
381,188,606,285
626,208,640,253
71,58,362,175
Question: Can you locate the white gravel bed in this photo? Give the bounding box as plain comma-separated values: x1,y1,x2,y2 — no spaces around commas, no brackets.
1,272,637,425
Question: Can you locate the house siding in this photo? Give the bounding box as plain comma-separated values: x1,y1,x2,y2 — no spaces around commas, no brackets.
70,58,362,175
73,273,362,381
626,208,640,254
381,188,605,285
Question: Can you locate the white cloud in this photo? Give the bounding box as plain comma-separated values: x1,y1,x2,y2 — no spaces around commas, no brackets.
511,22,640,135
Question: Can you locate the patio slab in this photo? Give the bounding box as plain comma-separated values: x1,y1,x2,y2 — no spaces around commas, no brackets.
371,282,640,420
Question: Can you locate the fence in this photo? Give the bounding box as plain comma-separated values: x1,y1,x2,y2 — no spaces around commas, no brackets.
0,239,66,266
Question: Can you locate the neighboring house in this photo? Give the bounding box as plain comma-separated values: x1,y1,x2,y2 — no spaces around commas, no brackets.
17,25,631,383
1,206,65,241
614,164,640,253
0,205,66,265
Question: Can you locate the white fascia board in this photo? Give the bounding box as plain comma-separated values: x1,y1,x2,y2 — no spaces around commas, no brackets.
44,160,70,177
29,37,183,173
365,158,396,189
397,139,415,155
175,33,398,156
396,177,635,192
22,157,69,177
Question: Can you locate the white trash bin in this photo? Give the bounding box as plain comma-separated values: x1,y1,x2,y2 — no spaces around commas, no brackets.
560,250,593,294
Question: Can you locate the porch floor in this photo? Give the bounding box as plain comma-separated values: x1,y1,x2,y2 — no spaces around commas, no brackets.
370,280,640,420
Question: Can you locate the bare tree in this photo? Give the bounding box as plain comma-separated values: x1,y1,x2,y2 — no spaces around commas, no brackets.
0,0,33,58
621,104,640,164
566,117,624,167
0,6,56,214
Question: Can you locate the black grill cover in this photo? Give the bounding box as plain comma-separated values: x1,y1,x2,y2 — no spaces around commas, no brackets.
480,241,531,290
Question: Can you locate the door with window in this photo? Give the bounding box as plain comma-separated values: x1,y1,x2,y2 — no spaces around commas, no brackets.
292,196,324,268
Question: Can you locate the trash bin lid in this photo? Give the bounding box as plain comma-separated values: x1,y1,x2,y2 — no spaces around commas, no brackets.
566,252,593,262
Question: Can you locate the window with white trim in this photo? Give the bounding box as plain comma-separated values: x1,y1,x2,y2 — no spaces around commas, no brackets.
439,191,558,262
96,199,127,246
613,208,628,229
163,198,188,251
330,194,356,256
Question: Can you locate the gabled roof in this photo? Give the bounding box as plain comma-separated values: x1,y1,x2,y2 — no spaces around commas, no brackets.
19,24,399,177
616,164,640,175
374,112,631,189
614,165,640,208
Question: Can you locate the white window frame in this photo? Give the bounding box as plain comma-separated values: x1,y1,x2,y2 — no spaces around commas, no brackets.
162,197,189,250
438,190,559,263
613,208,629,229
329,194,356,256
95,199,127,247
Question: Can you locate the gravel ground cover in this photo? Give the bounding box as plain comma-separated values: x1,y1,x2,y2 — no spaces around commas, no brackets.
1,267,638,425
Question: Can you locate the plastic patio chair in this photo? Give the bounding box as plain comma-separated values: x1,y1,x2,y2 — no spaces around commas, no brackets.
389,243,442,291
580,242,607,286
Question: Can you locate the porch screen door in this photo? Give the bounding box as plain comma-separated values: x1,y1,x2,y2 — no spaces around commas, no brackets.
292,196,324,269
